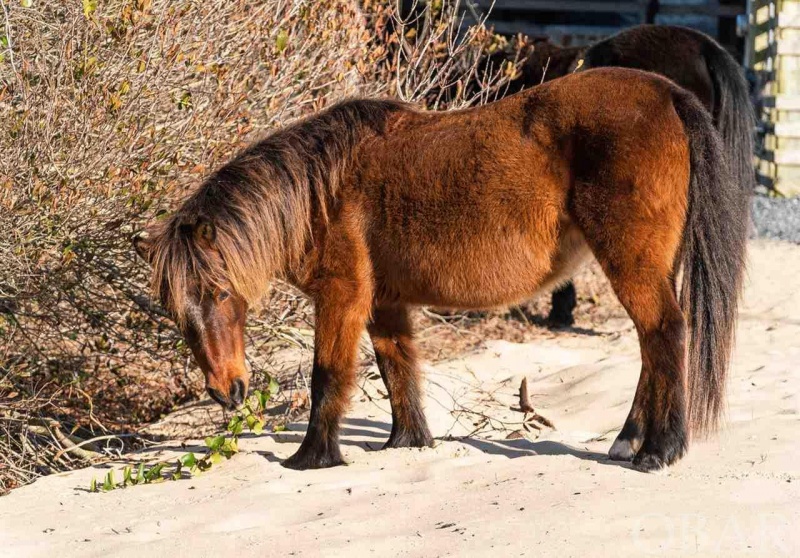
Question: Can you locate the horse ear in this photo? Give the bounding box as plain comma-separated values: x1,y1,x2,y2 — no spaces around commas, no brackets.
132,231,153,264
194,217,216,246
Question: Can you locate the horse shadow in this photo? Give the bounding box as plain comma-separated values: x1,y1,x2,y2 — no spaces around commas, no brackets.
258,417,628,470
453,437,626,469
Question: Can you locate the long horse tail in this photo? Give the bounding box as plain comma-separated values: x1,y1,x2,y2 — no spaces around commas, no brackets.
703,39,756,193
671,89,749,435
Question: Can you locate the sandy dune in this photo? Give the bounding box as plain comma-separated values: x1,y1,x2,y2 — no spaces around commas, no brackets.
1,239,798,557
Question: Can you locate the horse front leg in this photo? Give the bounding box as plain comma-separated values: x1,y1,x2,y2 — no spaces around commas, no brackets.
283,277,371,470
368,305,433,449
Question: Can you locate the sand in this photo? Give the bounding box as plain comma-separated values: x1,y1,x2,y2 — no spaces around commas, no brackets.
1,239,798,557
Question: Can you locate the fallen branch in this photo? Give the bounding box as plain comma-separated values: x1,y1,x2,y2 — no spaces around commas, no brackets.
513,377,556,430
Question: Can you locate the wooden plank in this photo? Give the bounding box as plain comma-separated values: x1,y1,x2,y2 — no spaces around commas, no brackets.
763,121,800,137
779,10,800,29
753,45,776,64
762,149,800,164
749,18,777,36
487,21,626,40
776,39,800,55
471,0,644,14
475,1,743,17
659,4,744,17
755,172,775,189
762,95,800,109
751,0,774,11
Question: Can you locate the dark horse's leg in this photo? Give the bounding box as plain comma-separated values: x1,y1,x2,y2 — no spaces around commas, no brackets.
609,281,688,471
604,274,687,471
548,282,577,326
284,276,371,470
368,306,433,449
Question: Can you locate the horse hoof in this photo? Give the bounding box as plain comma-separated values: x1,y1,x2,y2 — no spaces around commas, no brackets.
608,438,637,461
383,429,434,450
283,448,345,470
632,452,670,473
632,437,686,473
547,311,575,328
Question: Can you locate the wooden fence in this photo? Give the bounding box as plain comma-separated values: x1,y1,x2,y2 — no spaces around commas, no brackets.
469,0,745,45
745,0,800,194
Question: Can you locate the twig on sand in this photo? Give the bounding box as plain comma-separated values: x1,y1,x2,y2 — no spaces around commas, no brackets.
513,377,556,430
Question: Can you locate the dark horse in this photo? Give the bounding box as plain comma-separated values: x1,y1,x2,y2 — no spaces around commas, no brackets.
478,25,755,326
134,68,748,472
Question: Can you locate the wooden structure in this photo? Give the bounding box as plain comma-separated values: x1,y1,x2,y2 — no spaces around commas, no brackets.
470,1,746,49
745,0,800,194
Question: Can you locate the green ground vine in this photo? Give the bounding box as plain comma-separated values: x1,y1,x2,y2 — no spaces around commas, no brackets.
89,379,279,492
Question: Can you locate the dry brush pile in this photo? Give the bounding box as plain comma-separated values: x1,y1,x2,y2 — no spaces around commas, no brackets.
0,0,519,493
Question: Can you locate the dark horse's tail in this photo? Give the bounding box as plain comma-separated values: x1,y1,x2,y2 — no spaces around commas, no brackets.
703,40,756,193
671,89,749,435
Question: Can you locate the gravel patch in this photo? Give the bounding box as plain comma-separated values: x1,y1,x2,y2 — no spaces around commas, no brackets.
750,195,800,244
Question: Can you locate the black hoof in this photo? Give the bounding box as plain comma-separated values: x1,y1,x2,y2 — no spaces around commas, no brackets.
283,444,345,470
632,431,687,473
383,427,434,450
548,283,577,327
547,309,575,327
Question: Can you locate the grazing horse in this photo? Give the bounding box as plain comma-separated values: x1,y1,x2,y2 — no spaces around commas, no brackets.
477,25,755,325
134,68,749,472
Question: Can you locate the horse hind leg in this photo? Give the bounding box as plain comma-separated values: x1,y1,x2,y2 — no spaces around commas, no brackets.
609,277,688,471
368,306,433,449
574,191,688,470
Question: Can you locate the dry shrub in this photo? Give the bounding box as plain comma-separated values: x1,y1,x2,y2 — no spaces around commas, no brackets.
0,0,515,493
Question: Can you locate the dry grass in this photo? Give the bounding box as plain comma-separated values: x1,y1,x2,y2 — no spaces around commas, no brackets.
0,0,518,493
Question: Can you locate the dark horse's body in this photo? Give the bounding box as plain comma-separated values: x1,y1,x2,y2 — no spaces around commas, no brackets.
486,25,755,325
135,68,748,473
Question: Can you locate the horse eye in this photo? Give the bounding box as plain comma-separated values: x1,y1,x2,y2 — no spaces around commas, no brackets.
217,290,230,302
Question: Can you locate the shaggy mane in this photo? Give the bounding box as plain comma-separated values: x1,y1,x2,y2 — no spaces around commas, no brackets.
144,98,409,324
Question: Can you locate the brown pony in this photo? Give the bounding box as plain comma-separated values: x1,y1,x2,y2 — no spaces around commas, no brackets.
134,68,749,472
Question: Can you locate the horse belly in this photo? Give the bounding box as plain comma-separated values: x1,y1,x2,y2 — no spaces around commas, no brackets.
373,208,578,309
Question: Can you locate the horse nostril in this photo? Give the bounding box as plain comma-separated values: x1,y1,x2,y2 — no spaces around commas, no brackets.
230,378,245,408
207,387,228,408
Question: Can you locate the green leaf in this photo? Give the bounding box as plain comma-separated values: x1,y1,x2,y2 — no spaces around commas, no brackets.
220,438,238,458
102,470,115,491
252,420,264,435
268,377,280,398
89,478,97,492
177,91,192,110
122,466,133,486
209,452,224,465
253,390,268,411
179,452,197,469
136,462,145,483
272,424,286,433
275,29,289,53
205,435,226,451
227,417,243,436
20,0,33,8
145,462,165,482
82,0,97,17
